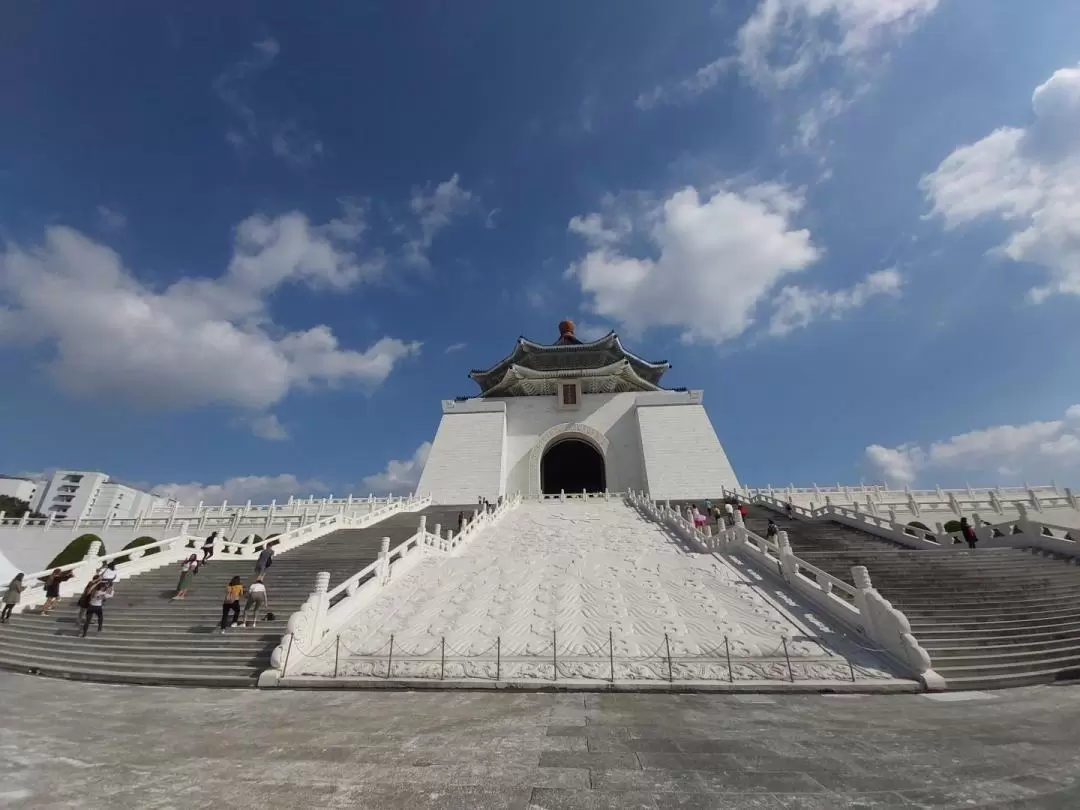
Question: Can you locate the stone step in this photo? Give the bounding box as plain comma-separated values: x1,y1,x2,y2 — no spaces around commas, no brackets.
923,634,1080,656
928,641,1080,667
888,593,1080,609
914,619,1080,640
0,636,271,665
933,650,1080,679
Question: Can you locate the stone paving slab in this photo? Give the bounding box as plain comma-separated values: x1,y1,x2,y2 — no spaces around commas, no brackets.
2,672,1080,809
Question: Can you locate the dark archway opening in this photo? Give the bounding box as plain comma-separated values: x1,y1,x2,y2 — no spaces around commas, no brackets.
541,439,606,495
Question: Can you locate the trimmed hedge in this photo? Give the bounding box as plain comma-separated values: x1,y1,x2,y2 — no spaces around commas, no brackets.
943,520,962,534
45,534,106,569
113,536,161,565
907,521,932,532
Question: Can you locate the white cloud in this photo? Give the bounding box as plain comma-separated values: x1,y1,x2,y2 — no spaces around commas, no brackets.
97,206,127,231
866,404,1080,486
566,183,820,344
768,267,901,336
639,1,938,147
573,321,613,342
444,342,467,353
736,0,939,90
214,36,322,166
921,64,1080,302
360,442,431,495
157,473,328,505
248,414,288,441
404,174,476,267
0,207,420,416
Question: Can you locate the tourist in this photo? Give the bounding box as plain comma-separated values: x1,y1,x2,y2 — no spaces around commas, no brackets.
766,520,779,541
97,561,119,586
220,576,244,633
457,511,465,533
724,502,734,525
41,568,73,615
960,517,978,550
80,580,112,636
241,576,268,628
785,502,795,520
692,506,707,528
173,554,199,600
76,573,103,626
738,503,748,520
201,531,219,563
254,545,274,577
704,499,713,517
1,573,25,623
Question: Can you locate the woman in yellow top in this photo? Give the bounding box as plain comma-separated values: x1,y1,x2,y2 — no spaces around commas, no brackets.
220,576,244,633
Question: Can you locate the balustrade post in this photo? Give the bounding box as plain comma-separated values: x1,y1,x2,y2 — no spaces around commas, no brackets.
379,537,391,583
560,489,565,502
777,531,796,581
46,512,55,529
19,510,29,529
1028,488,1043,512
908,493,920,517
1067,488,1079,511
888,508,897,525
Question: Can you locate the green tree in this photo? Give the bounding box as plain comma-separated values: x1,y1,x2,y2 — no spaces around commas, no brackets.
943,519,963,534
0,495,45,520
45,534,106,569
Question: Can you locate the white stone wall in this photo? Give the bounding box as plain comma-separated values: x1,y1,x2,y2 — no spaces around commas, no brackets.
503,392,647,496
637,399,741,500
416,402,507,504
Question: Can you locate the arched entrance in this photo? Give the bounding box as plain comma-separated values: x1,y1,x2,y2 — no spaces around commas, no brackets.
541,439,606,495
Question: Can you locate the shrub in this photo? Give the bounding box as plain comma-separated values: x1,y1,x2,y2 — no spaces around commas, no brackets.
45,534,105,569
943,520,962,534
243,533,263,545
267,538,281,548
112,536,161,565
907,521,932,532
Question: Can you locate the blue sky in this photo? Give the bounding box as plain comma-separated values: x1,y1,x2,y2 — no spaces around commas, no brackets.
3,1,1080,502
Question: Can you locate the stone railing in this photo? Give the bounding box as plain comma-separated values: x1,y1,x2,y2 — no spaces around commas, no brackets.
627,491,943,690
738,483,1078,520
199,495,430,560
0,494,413,535
262,494,521,684
745,490,1080,558
537,490,625,502
15,531,198,612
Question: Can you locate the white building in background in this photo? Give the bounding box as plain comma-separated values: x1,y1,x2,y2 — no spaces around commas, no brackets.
32,470,177,521
0,475,43,505
417,321,741,503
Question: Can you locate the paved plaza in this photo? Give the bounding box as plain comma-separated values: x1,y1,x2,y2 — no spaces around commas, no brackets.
1,673,1079,808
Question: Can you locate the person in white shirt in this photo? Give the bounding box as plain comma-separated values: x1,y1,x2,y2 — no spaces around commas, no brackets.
80,581,113,636
98,561,119,585
241,576,268,628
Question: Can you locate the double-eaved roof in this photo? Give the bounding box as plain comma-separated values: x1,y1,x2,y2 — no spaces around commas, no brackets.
468,328,670,398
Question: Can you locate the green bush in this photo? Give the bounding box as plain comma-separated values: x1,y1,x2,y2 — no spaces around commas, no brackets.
943,520,962,534
907,521,932,533
112,536,161,565
45,534,105,569
242,533,263,545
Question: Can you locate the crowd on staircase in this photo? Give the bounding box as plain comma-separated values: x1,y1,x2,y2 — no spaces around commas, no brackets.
1,531,278,637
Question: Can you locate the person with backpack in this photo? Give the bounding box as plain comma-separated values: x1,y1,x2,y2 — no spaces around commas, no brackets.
2,574,25,623
173,555,199,600
254,546,274,577
201,531,219,563
80,580,113,636
960,517,978,550
766,519,779,542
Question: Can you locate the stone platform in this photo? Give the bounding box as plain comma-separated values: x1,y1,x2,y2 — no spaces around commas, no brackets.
2,671,1079,808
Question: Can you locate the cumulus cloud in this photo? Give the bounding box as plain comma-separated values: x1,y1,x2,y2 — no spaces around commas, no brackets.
866,405,1080,486
0,207,421,430
361,442,431,495
922,64,1080,302
768,267,901,336
566,183,822,344
157,474,328,505
404,174,476,267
